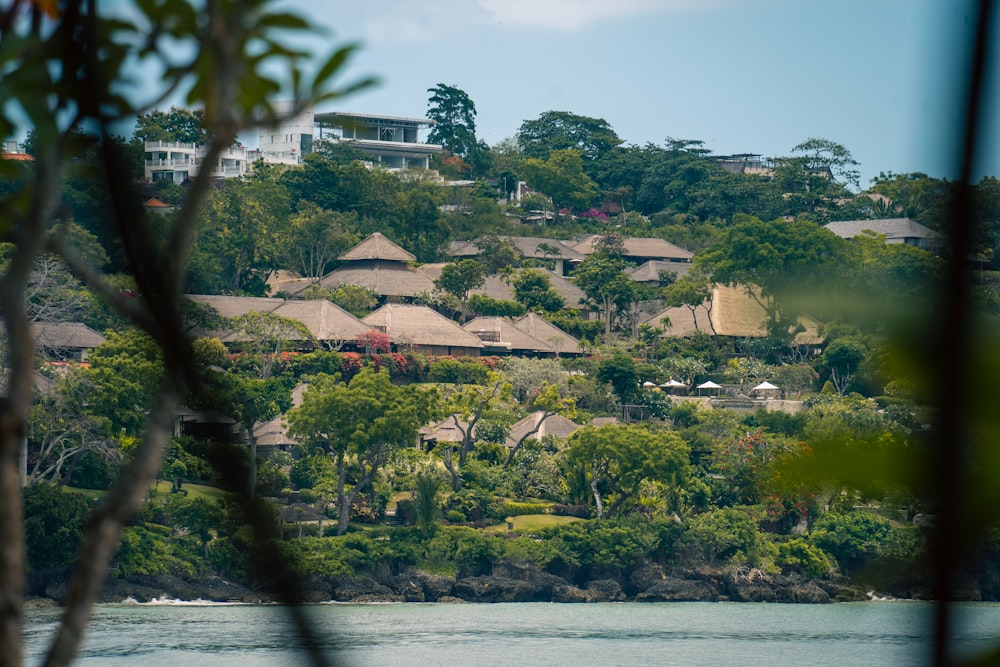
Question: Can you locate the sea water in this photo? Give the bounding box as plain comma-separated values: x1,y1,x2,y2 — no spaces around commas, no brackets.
23,600,1000,666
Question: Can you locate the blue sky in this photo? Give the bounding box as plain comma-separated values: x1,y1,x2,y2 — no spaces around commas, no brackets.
278,0,1000,188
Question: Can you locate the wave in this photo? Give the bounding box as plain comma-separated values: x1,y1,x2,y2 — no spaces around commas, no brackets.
119,596,252,606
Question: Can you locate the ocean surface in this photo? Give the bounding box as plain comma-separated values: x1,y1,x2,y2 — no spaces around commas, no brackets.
23,600,1000,666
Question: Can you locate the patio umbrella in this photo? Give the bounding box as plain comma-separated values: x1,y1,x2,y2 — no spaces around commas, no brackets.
753,381,778,390
696,380,722,396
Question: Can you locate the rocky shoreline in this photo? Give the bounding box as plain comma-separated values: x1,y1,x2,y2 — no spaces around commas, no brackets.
33,563,878,606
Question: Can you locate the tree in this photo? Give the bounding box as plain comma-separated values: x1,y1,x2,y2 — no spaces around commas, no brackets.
516,111,621,172
435,259,486,321
519,149,598,212
27,371,117,486
596,353,639,405
190,168,292,295
225,311,313,378
502,382,575,469
512,269,564,313
573,250,634,335
134,107,209,145
283,204,358,284
426,84,480,160
791,137,861,190
413,471,444,538
697,216,847,341
0,2,373,661
473,235,522,274
286,369,429,535
565,424,690,518
820,338,869,395
660,274,716,334
435,371,510,491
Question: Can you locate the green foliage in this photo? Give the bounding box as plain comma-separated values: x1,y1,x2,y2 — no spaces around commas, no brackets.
425,526,503,576
468,294,526,318
490,501,550,520
596,353,638,404
775,537,835,578
324,284,380,318
290,454,336,490
413,472,444,538
520,150,598,212
517,111,622,172
683,507,762,566
113,525,198,578
512,269,564,313
565,424,690,519
23,485,90,572
810,511,896,571
427,358,489,385
426,84,482,163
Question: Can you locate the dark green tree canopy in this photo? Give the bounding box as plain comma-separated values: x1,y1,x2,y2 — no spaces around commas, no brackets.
134,107,209,144
427,84,479,159
517,111,622,171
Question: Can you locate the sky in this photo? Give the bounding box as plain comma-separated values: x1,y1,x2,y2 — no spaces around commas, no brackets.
271,0,1000,188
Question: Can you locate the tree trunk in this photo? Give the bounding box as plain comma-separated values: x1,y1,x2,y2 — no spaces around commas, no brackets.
442,446,461,492
590,460,604,520
335,451,350,536
246,428,257,497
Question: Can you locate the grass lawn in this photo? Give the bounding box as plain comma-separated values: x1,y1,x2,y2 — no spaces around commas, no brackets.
483,514,582,533
68,480,231,503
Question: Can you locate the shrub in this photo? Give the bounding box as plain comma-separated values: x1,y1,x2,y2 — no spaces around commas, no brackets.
775,537,835,578
489,501,550,520
445,509,467,523
552,504,591,518
428,358,489,384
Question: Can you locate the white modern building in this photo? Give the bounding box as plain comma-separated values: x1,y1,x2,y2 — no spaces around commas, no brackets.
143,106,443,182
314,111,442,170
144,141,251,183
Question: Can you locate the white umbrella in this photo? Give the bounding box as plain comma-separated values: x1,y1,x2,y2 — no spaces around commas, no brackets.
696,380,722,396
753,381,778,390
642,381,657,388
664,379,688,388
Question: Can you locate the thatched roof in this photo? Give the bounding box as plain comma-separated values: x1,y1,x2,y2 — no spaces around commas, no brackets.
511,313,583,355
271,300,369,343
32,322,106,350
362,304,484,350
823,218,940,242
187,294,284,319
313,260,436,298
627,260,694,283
420,414,471,443
448,236,585,261
505,411,581,447
642,284,824,345
187,295,368,344
253,414,297,448
339,231,415,262
572,235,694,261
462,317,553,354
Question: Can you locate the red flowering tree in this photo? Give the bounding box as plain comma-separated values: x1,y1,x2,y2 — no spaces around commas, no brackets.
356,329,391,354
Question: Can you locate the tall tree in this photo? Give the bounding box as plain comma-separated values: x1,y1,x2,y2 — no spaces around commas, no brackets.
283,204,358,284
434,259,486,321
286,369,429,534
516,111,621,173
191,168,291,294
697,216,847,341
565,424,690,519
519,149,598,212
426,84,479,160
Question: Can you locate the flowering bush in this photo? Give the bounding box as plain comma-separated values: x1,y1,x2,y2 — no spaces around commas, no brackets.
356,329,391,354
